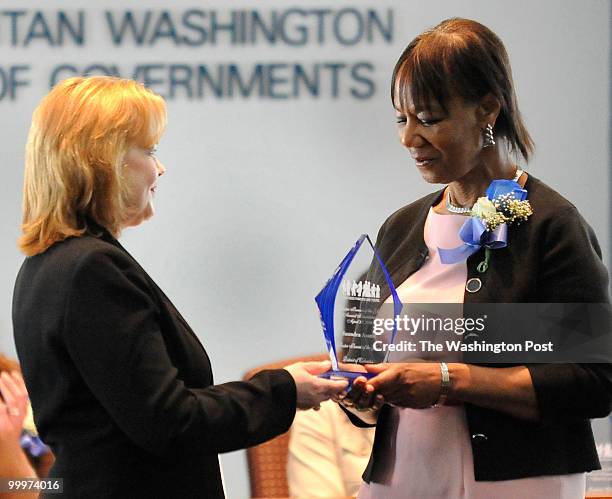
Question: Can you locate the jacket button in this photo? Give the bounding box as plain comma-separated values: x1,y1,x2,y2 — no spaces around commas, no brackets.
465,278,482,293
471,433,488,443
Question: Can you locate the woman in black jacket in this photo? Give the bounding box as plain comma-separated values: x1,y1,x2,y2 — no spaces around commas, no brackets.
12,76,347,498
342,18,612,498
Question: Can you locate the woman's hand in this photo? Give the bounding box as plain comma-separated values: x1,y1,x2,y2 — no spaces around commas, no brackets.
331,363,379,410
0,371,29,445
364,363,540,420
337,376,384,411
284,361,349,410
365,363,441,409
0,370,37,484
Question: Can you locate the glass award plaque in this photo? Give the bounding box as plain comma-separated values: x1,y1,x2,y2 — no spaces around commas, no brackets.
315,234,402,383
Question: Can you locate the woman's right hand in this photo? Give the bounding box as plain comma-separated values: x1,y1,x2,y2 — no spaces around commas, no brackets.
284,361,349,410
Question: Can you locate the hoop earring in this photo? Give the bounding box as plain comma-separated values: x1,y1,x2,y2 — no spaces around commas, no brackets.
482,123,495,148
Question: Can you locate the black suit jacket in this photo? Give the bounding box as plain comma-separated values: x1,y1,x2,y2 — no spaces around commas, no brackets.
350,175,612,482
13,222,296,498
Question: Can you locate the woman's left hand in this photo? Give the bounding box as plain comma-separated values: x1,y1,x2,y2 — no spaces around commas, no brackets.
364,363,441,409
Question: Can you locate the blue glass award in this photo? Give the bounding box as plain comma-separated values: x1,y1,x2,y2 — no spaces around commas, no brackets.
315,234,403,384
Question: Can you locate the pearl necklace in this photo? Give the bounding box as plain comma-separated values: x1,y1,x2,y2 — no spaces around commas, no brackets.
445,169,524,214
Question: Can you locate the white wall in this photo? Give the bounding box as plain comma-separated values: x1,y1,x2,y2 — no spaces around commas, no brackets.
0,1,609,497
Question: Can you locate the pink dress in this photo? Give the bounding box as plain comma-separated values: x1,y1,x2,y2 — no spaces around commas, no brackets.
358,208,585,499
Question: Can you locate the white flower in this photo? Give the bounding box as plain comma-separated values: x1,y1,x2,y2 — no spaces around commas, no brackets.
471,197,497,218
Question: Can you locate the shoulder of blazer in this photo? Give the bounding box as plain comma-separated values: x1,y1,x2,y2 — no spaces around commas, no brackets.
502,174,601,263
522,175,578,221
43,232,134,272
29,232,161,310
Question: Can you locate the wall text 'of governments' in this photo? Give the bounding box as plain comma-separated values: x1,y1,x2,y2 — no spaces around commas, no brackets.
47,62,375,99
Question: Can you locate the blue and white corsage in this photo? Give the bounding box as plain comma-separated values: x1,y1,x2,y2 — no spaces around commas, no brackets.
438,179,533,273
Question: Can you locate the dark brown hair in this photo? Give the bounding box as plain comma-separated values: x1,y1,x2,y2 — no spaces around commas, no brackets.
391,18,534,161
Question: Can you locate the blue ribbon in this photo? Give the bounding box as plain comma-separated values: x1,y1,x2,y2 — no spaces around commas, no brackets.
438,177,526,265
439,218,507,264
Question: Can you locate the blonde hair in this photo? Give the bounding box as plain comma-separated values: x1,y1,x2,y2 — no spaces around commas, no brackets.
19,76,166,256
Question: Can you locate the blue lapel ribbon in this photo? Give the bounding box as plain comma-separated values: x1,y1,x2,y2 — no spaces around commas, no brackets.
437,177,526,265
439,217,508,264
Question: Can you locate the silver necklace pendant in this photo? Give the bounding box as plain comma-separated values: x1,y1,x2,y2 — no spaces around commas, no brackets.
445,168,524,214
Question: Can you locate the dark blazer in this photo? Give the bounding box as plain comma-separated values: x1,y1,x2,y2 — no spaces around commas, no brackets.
12,222,297,498
350,175,612,482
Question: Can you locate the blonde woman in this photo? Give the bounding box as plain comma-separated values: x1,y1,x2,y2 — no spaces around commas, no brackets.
12,76,347,498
